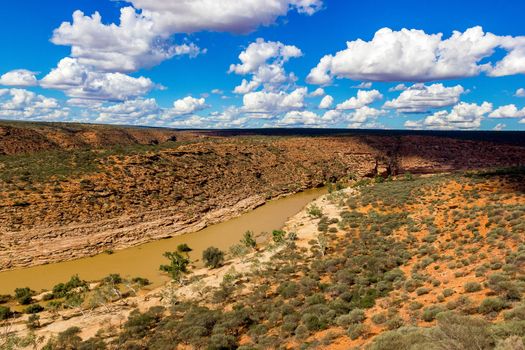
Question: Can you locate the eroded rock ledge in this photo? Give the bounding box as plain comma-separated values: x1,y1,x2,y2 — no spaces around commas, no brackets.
1,133,525,270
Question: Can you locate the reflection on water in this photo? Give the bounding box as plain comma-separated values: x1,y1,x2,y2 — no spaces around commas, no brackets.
0,188,325,294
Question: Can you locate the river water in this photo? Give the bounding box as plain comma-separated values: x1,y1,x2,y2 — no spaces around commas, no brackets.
0,188,325,295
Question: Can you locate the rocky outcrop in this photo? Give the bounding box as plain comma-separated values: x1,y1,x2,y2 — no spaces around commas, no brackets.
1,125,525,270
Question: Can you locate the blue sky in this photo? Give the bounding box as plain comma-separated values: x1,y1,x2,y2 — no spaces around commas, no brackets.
1,0,525,130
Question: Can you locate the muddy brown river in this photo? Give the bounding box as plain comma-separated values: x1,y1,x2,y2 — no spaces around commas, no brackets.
0,188,325,294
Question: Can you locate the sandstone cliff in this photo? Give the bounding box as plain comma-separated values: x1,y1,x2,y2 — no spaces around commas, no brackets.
1,122,524,270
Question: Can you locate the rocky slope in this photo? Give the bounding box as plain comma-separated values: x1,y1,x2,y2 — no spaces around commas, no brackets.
1,122,525,270
0,121,184,155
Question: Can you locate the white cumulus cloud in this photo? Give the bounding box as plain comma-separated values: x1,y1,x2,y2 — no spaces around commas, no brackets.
126,0,323,34
389,84,408,92
336,90,383,110
96,98,160,124
346,106,386,124
406,101,493,130
516,88,525,97
92,96,211,126
242,87,307,115
307,26,525,84
0,70,38,87
489,38,525,76
309,88,326,97
277,105,385,127
489,104,525,118
279,110,323,126
52,8,205,73
319,95,333,109
40,58,156,101
230,38,302,94
0,88,69,121
384,84,464,113
352,82,372,89
166,96,208,116
49,0,323,77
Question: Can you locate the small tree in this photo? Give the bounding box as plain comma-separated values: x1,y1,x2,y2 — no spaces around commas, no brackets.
177,243,192,257
102,274,122,285
318,233,328,256
14,287,34,305
307,204,323,218
24,304,44,314
26,314,40,330
160,251,189,282
241,231,257,249
272,230,286,244
0,306,11,320
203,247,225,269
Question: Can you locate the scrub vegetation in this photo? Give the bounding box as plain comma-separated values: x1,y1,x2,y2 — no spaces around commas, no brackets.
1,168,524,349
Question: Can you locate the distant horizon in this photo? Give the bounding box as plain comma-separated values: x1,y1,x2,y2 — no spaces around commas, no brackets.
1,1,525,130
3,118,525,133
3,119,525,148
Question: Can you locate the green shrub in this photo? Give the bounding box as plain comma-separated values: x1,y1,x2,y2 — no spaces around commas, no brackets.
160,251,190,281
432,312,494,350
47,326,83,349
408,302,423,311
347,323,368,340
302,313,325,331
416,287,431,296
385,316,404,330
336,309,365,327
495,336,525,350
369,312,492,350
203,247,225,269
0,306,12,320
443,288,455,297
404,279,420,292
503,305,525,321
422,305,444,322
42,293,55,301
0,294,11,304
306,293,326,306
241,231,257,249
131,277,151,287
24,304,44,314
51,275,88,299
464,282,482,293
47,300,63,311
479,297,506,314
294,324,309,340
372,313,387,325
229,243,250,258
14,287,34,305
177,243,193,254
272,230,286,243
208,334,238,349
307,204,323,218
121,306,165,341
347,309,366,324
102,274,122,285
26,314,40,330
282,314,300,334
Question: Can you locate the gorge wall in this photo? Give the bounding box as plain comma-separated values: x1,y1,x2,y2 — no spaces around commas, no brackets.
1,122,525,270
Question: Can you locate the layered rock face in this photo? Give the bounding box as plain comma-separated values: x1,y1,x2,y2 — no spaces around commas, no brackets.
1,123,525,270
